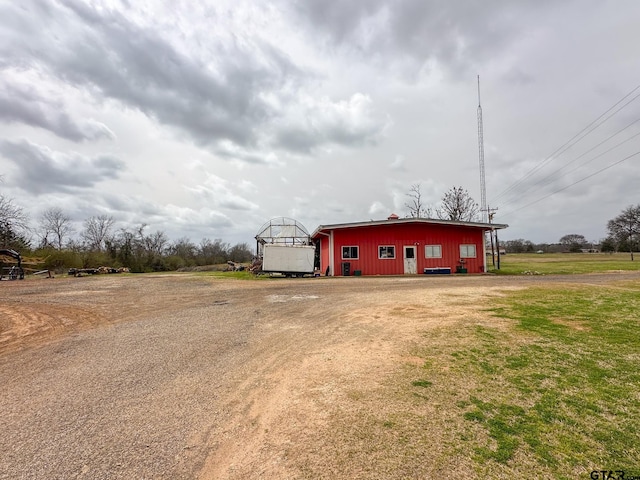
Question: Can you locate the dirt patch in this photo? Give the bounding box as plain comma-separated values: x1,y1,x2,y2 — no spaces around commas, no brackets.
0,302,105,354
551,317,591,331
1,271,639,479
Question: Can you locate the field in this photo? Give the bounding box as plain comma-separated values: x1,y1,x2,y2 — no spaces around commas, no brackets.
489,252,640,275
1,267,639,479
412,281,640,478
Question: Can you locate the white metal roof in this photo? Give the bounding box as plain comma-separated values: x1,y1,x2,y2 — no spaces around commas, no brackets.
311,217,508,238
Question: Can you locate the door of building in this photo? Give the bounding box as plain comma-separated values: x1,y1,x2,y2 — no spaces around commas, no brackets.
403,246,417,274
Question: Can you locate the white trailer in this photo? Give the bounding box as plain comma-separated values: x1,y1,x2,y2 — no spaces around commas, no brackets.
261,244,315,275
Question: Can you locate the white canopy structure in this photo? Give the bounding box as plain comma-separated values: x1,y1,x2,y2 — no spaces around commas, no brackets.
254,217,312,256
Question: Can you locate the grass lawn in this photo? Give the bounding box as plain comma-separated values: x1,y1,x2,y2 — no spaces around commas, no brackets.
488,252,640,275
316,278,640,479
417,281,640,478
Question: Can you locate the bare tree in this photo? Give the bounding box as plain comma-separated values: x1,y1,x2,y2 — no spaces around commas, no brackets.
168,237,197,259
228,242,253,262
198,238,229,265
144,230,169,257
503,238,535,253
404,183,432,218
82,215,115,251
40,207,74,249
0,193,29,249
607,204,640,261
436,186,480,222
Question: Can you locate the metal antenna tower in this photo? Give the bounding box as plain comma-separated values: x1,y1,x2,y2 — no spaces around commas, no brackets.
477,75,488,223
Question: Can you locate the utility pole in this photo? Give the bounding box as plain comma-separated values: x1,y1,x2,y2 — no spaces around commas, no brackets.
495,225,501,270
488,207,500,270
488,207,497,267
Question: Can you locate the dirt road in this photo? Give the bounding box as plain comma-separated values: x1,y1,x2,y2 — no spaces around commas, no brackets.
1,272,637,479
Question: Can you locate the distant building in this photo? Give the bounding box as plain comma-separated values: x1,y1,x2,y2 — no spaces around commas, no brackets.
311,215,508,276
486,245,506,255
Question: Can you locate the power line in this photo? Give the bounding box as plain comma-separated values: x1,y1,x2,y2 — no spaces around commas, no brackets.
551,129,640,182
491,83,640,206
493,86,640,204
499,150,640,219
494,116,640,210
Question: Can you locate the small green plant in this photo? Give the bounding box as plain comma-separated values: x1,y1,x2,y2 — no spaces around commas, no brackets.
411,380,432,388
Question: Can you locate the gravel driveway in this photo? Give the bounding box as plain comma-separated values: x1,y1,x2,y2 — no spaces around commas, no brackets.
1,272,638,479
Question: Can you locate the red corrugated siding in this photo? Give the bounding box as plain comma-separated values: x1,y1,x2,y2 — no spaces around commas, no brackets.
315,223,486,276
319,236,330,275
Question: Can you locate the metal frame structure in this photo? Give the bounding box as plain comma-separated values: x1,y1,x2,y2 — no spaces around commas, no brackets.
254,217,312,257
0,249,25,280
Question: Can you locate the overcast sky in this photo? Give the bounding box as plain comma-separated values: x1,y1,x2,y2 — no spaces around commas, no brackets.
1,0,639,247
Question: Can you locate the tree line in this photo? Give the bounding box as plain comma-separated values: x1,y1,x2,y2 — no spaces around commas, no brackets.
0,194,253,273
502,205,640,260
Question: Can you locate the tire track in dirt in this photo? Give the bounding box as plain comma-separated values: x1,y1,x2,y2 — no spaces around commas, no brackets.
197,284,518,479
0,302,105,354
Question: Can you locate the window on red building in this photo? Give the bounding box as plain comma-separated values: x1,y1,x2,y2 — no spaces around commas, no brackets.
460,244,477,258
342,246,359,259
425,245,442,258
378,246,396,259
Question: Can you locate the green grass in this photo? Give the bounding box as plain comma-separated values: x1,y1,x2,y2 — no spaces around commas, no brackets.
167,270,263,280
489,252,640,275
410,380,433,388
204,270,260,280
148,270,320,280
449,282,640,477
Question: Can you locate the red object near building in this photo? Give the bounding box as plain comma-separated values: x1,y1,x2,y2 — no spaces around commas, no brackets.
311,215,508,276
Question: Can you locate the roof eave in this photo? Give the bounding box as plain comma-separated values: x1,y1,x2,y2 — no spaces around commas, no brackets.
311,218,508,238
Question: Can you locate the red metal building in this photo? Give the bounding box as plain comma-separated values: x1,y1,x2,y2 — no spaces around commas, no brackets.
311,215,508,276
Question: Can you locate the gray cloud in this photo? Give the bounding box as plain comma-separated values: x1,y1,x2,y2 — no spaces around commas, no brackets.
215,142,283,167
35,191,237,242
59,6,274,147
114,200,237,241
0,139,125,194
288,0,560,79
0,1,389,162
0,1,295,151
187,174,259,211
390,155,406,171
289,0,387,45
502,68,536,86
0,80,115,142
274,93,388,153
